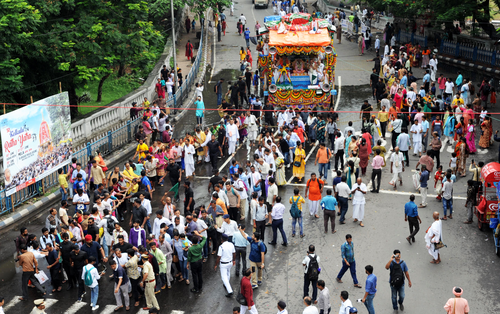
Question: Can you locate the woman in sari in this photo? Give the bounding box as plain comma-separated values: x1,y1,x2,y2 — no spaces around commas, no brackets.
358,35,364,55
389,81,398,96
195,128,207,164
316,115,326,144
307,113,317,144
344,160,356,199
454,117,465,142
466,120,476,153
479,116,491,148
344,132,352,158
357,138,369,176
455,137,469,177
238,112,248,144
293,142,306,183
434,165,444,200
348,135,358,157
443,110,455,143
347,151,361,180
154,147,166,186
274,152,286,186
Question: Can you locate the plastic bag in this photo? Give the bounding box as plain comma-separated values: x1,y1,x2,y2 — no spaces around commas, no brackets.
35,270,49,285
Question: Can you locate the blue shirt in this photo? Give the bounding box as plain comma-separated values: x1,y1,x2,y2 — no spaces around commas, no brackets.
332,176,342,187
320,195,338,210
113,264,129,285
141,176,152,190
244,30,250,39
421,120,429,133
388,260,408,283
247,236,266,263
73,179,87,192
420,170,429,188
233,232,250,247
365,274,377,294
423,74,430,83
341,241,355,263
404,201,419,217
80,241,102,262
400,76,407,87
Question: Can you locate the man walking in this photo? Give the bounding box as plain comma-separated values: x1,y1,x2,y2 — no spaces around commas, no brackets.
315,143,332,180
339,291,353,314
82,256,102,311
404,195,422,245
315,280,331,314
361,265,377,314
335,176,351,224
239,268,258,314
442,173,454,220
384,250,412,312
389,147,404,190
320,189,337,234
370,149,383,193
425,212,443,264
419,165,430,208
303,245,320,302
109,260,130,311
334,131,345,171
237,227,265,289
336,234,362,288
187,232,206,293
351,178,367,227
269,196,288,246
232,224,250,277
214,234,236,297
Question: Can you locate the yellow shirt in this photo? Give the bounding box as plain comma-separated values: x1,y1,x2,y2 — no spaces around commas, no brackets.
58,174,68,188
143,100,150,108
377,111,389,123
136,143,149,160
129,183,139,194
289,195,306,211
452,98,464,108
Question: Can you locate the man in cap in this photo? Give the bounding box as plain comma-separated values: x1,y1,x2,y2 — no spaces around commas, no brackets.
277,300,288,314
140,254,160,311
216,214,239,243
214,233,236,297
30,299,46,314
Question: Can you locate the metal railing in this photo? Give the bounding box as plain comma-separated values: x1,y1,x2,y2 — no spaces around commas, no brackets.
0,25,205,216
438,39,498,67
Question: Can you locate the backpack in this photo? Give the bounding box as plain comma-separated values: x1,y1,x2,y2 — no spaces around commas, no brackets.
84,266,94,286
290,196,301,218
306,254,319,281
307,178,323,191
260,241,267,255
390,261,405,288
106,216,114,235
483,84,491,95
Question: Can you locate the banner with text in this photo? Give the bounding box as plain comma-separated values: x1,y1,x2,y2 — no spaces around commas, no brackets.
1,92,72,196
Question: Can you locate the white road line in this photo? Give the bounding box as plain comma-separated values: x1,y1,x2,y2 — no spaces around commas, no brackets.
99,304,117,314
285,183,467,199
171,311,186,314
44,299,58,310
62,301,88,314
333,76,342,111
3,296,21,312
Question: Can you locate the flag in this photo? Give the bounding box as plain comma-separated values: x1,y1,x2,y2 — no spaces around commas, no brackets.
168,182,180,199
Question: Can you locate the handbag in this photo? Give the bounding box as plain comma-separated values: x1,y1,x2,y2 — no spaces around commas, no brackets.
236,292,247,306
434,239,446,249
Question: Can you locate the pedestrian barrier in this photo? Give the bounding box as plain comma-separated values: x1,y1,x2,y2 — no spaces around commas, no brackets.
0,24,206,216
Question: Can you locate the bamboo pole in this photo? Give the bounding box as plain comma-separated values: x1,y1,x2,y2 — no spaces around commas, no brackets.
30,96,33,104
59,82,62,93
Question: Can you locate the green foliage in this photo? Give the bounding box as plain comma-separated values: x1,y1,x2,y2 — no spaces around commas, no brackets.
76,74,142,115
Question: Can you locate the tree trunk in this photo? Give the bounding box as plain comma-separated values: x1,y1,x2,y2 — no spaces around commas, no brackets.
118,63,125,77
96,73,111,102
67,79,79,119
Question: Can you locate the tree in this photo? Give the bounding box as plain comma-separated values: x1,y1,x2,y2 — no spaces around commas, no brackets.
0,0,41,103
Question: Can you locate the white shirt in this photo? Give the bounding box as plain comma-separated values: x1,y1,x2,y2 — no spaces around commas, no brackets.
153,217,171,239
271,203,286,220
82,264,100,288
171,145,182,162
217,241,236,263
234,179,248,199
302,253,320,273
429,58,438,71
351,183,366,205
406,91,416,103
410,124,422,142
267,184,278,204
141,199,152,215
226,124,239,141
334,135,345,153
239,15,247,24
391,152,404,172
216,190,229,208
303,305,319,314
339,299,353,314
335,182,351,198
217,220,239,236
196,219,208,237
184,144,195,164
264,154,275,172
73,194,90,211
445,81,454,94
196,86,204,100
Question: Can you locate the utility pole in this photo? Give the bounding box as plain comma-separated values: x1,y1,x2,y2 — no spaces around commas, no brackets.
171,0,178,113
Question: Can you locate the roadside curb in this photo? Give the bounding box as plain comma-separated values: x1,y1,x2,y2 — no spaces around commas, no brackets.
437,55,500,76
0,144,137,231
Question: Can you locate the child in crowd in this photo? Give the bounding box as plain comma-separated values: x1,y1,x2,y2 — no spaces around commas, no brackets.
449,152,457,175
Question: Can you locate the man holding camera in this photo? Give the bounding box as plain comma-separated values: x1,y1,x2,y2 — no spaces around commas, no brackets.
384,250,412,311
237,226,265,289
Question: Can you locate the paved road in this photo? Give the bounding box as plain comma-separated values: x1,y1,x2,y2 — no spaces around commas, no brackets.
1,2,500,313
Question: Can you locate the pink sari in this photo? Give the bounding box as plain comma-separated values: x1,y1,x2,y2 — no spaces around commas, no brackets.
466,124,476,153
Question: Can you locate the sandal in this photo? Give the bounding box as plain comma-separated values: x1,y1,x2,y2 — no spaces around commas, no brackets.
185,280,190,285
134,302,140,307
441,217,447,220
292,233,295,237
300,234,305,238
360,222,364,227
52,288,56,293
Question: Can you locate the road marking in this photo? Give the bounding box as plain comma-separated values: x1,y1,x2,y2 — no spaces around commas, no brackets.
440,139,447,153
3,296,21,312
334,76,342,111
99,304,117,314
171,311,185,314
62,301,88,314
44,299,58,310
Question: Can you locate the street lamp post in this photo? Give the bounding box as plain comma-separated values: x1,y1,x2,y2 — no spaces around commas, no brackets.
171,0,178,114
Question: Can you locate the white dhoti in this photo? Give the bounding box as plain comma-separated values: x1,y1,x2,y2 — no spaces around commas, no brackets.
308,200,320,216
421,187,428,206
390,171,402,185
185,162,195,177
352,203,365,221
248,130,258,141
220,262,233,293
228,140,237,155
428,244,439,260
240,305,259,314
413,141,421,154
430,69,436,82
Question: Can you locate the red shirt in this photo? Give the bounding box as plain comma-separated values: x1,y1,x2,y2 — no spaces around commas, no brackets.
240,276,254,307
295,128,305,142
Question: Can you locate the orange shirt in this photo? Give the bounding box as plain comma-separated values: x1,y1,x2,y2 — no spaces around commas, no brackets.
307,178,324,201
389,106,399,120
316,148,330,164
